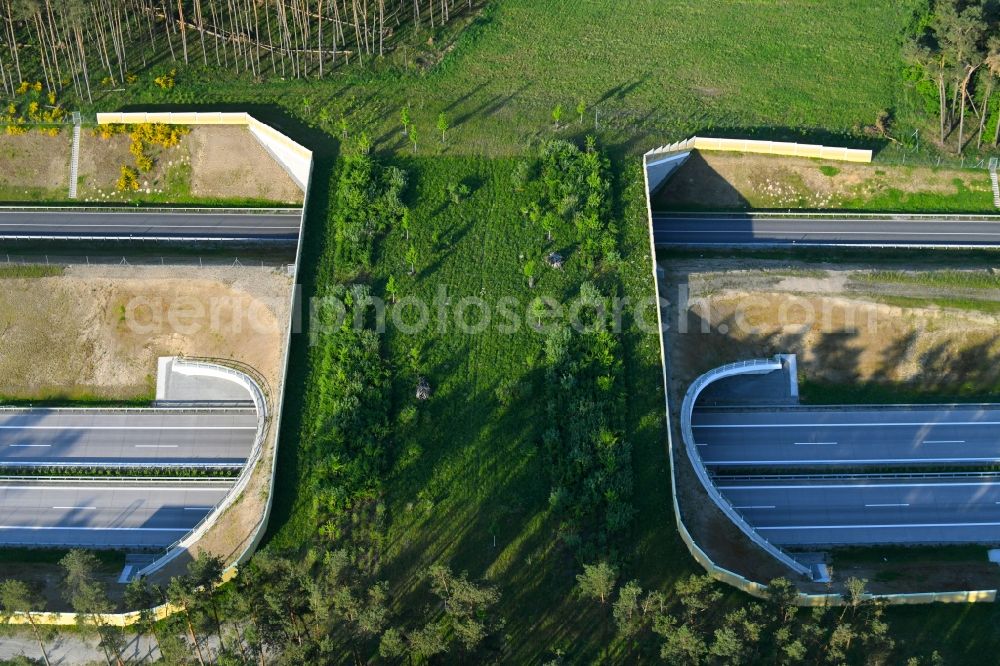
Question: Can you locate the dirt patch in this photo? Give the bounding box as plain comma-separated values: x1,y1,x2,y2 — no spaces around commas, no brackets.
662,259,1000,593
187,126,303,204
0,131,70,199
0,265,290,400
76,130,191,202
52,125,302,205
656,150,992,210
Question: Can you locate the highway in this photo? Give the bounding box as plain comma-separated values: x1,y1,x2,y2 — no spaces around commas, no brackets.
716,477,1000,545
0,209,302,240
652,213,1000,247
0,480,233,548
694,405,1000,467
0,408,257,466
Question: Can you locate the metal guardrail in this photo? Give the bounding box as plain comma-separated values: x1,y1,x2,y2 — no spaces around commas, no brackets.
654,210,1000,221
0,476,234,484
645,144,1000,604
681,358,814,578
0,406,253,414
1,255,293,269
0,205,302,215
716,471,1000,481
0,463,242,470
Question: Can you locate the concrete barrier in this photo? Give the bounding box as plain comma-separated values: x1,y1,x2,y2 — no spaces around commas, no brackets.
135,358,269,578
0,111,313,627
640,147,998,606
95,111,312,192
644,135,872,163
681,359,813,578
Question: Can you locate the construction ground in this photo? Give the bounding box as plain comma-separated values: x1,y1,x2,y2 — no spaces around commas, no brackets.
661,254,1000,594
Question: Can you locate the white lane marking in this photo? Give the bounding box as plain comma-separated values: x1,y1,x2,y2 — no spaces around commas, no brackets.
923,440,965,444
655,228,1000,237
134,445,179,448
707,457,1000,465
794,442,837,446
718,481,1000,490
9,444,51,447
0,426,255,430
651,215,1000,224
758,521,1000,530
695,421,1000,428
0,209,300,216
52,506,96,510
734,505,776,510
0,525,190,531
0,486,230,492
865,503,909,508
0,223,299,230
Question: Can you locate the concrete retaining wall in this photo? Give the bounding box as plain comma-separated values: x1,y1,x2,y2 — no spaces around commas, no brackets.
640,149,998,607
645,136,873,163
136,359,268,578
681,359,812,578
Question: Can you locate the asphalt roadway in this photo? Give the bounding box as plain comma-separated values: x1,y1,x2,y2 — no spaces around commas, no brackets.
0,408,257,466
716,477,1000,546
694,405,1000,467
0,479,233,548
652,213,1000,247
0,209,302,240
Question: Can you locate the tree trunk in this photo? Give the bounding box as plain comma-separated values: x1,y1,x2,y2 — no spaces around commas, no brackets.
978,77,993,149
957,66,978,153
186,610,206,666
176,0,189,63
939,74,947,144
75,27,93,103
162,0,177,60
194,0,208,65
27,615,51,666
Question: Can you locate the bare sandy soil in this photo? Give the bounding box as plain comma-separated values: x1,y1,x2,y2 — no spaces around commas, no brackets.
0,265,290,400
656,151,992,209
0,131,70,199
76,129,190,201
188,125,303,203
72,125,302,204
0,265,294,606
662,258,1000,593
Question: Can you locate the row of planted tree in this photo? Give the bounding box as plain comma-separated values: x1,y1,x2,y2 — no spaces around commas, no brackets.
906,0,1000,152
0,0,478,102
0,553,949,663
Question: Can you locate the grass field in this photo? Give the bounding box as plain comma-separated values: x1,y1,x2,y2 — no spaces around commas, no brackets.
108,0,918,160
858,269,1000,290
266,153,689,660
800,379,1000,405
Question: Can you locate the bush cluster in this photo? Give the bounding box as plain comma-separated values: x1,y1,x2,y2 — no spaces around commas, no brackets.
305,285,391,541
330,146,408,278
542,282,633,561
96,122,190,176
537,137,615,268
1,82,64,135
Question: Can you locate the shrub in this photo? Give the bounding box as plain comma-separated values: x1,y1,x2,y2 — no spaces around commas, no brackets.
154,69,176,90
329,151,408,278
116,165,139,192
